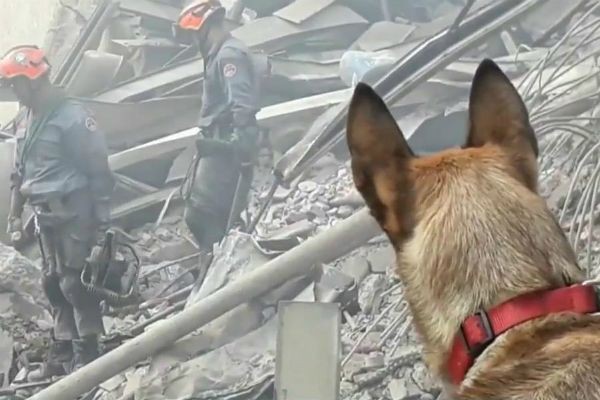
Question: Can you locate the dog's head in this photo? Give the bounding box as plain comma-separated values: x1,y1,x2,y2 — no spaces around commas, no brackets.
347,59,540,252
346,59,582,363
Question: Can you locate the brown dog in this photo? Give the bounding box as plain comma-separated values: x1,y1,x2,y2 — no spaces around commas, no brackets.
346,59,600,399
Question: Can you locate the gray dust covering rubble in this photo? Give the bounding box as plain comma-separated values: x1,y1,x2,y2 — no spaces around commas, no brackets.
2,0,600,399
0,243,53,388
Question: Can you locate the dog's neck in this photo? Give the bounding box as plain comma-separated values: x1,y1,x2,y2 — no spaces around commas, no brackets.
394,162,584,379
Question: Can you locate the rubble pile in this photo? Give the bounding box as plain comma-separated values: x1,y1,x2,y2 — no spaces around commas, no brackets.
254,158,359,238
2,0,600,399
341,278,436,400
0,244,52,387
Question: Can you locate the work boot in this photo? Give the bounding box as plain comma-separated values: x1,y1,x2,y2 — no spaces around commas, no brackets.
29,340,72,381
71,335,100,371
48,339,72,375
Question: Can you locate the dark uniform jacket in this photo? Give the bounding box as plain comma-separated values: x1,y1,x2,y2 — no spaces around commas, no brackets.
188,35,261,215
199,35,260,139
12,98,114,228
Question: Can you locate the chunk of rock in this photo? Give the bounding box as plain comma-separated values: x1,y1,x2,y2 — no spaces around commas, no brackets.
387,379,408,400
358,275,387,314
411,362,437,393
298,180,318,193
0,243,46,308
337,205,354,219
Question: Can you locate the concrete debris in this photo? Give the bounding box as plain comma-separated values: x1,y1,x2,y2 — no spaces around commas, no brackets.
0,330,13,388
2,0,600,399
366,245,396,275
0,244,53,390
0,243,46,308
358,275,387,315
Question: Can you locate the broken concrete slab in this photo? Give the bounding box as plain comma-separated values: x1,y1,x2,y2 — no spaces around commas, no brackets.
273,0,337,24
0,243,46,308
387,379,408,400
358,275,387,314
65,51,124,97
366,245,396,274
274,0,548,184
0,330,13,388
119,0,181,22
352,21,416,52
232,5,369,53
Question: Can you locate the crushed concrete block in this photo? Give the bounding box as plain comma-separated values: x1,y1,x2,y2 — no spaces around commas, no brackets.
367,245,395,274
309,202,328,220
354,390,373,400
352,370,380,387
155,227,173,241
365,352,385,369
0,329,13,388
340,256,370,283
148,239,198,264
285,210,310,224
330,189,365,207
337,205,354,218
344,353,368,377
357,332,382,354
411,362,437,393
298,180,318,193
387,379,408,400
273,186,293,202
340,380,359,398
359,275,387,313
403,369,428,399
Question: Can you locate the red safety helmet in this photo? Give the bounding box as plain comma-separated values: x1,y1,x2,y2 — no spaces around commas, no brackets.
177,0,225,31
0,45,50,81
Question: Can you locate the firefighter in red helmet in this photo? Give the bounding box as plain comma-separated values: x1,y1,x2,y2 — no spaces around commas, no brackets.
0,45,114,376
177,1,261,255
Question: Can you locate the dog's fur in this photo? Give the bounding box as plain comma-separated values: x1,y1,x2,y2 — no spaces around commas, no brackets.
346,59,600,399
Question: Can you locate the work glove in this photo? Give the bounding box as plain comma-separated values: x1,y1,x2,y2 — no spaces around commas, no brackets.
194,128,257,164
87,228,108,265
88,195,112,263
230,128,259,165
6,215,23,244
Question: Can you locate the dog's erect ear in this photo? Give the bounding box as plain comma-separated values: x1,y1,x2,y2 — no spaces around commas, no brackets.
346,83,414,161
467,59,538,190
346,83,415,241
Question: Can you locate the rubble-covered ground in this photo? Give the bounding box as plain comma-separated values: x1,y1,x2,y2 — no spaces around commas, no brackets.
5,0,600,399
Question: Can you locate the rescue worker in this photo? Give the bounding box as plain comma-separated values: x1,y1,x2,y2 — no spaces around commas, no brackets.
176,0,260,253
0,45,114,376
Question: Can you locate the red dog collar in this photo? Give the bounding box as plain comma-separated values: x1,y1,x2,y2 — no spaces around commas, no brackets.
447,285,598,385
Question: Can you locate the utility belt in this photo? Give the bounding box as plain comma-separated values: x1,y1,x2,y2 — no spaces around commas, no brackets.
200,113,258,139
180,122,247,201
30,188,89,228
